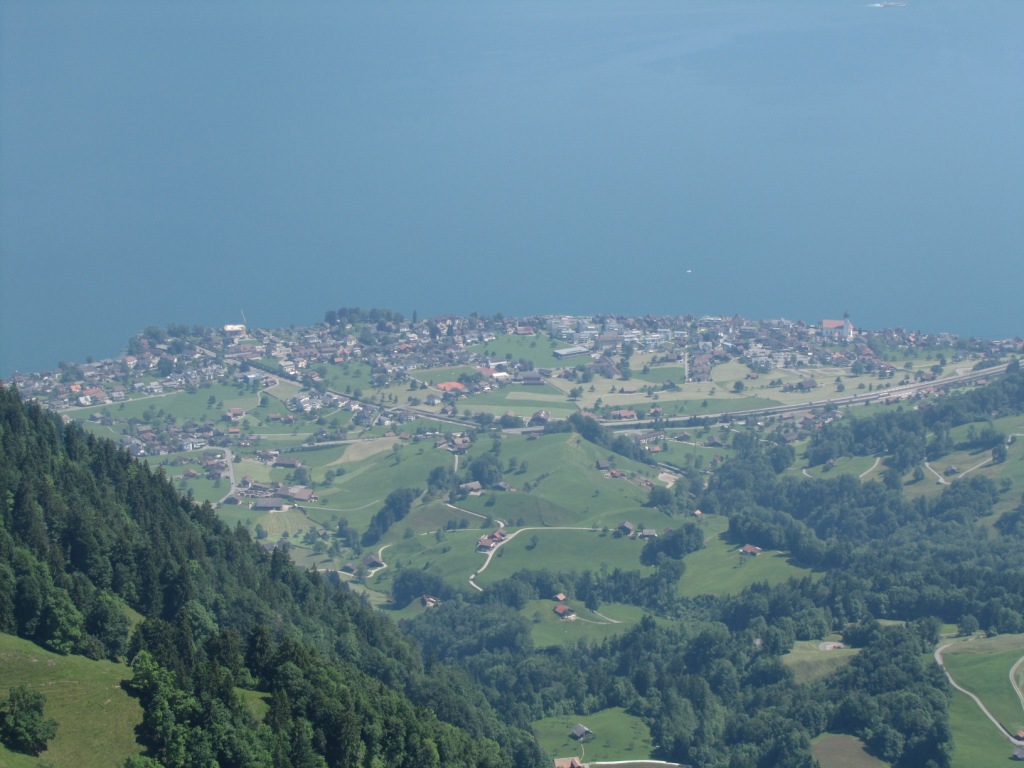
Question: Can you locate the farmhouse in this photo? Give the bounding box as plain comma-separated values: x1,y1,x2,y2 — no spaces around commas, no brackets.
618,521,636,536
554,604,575,620
740,544,763,556
251,497,288,511
570,723,593,740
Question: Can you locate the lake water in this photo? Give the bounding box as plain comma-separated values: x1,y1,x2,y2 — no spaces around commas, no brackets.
2,0,1023,376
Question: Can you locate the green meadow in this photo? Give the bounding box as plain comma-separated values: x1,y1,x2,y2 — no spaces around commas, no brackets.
451,432,654,528
469,334,579,370
677,516,812,598
473,529,653,588
531,707,654,764
0,633,143,768
521,600,653,648
460,384,579,419
940,634,1024,736
784,639,860,684
947,690,1020,768
800,455,880,480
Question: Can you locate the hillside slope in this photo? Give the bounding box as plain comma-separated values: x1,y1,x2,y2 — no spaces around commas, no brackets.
0,384,543,767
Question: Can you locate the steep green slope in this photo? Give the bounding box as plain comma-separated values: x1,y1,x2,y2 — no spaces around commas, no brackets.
0,385,543,768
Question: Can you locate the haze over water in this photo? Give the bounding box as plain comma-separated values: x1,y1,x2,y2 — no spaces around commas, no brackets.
2,0,1022,376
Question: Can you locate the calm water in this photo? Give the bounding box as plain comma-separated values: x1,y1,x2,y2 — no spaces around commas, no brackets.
2,0,1023,375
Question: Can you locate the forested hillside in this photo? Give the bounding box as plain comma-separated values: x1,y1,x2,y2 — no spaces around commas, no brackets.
398,371,1024,768
5,368,1024,768
0,384,542,767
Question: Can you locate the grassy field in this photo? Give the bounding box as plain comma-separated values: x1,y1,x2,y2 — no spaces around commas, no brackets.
461,383,579,419
947,690,1021,768
784,639,860,684
811,734,889,768
532,707,654,764
474,529,653,588
451,433,655,529
0,633,143,768
801,455,880,480
468,334,580,370
522,600,653,648
677,516,813,597
940,634,1024,736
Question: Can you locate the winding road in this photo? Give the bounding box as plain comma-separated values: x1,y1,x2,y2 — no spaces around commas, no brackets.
934,642,1024,746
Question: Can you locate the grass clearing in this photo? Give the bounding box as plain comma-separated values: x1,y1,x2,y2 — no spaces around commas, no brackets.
0,633,143,768
677,517,813,597
331,437,399,464
784,639,860,684
522,600,652,648
811,733,889,768
532,707,653,764
474,529,652,588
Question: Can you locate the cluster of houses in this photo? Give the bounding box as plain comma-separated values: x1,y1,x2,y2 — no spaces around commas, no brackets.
617,521,659,539
476,529,509,553
8,311,1015,456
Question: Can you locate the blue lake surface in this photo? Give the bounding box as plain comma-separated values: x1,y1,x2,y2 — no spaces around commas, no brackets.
2,0,1023,375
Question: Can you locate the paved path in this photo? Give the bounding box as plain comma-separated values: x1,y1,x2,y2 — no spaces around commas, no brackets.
366,544,391,577
934,643,1024,746
924,462,949,485
1011,654,1024,721
859,457,881,478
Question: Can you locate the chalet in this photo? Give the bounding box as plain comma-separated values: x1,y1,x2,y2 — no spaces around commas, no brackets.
340,563,357,574
363,554,385,569
530,410,552,426
273,456,302,469
477,536,497,552
740,544,763,556
421,594,441,608
459,481,483,493
610,409,637,420
554,604,575,620
553,593,567,602
596,460,611,471
618,521,636,536
570,723,593,740
1013,746,1024,761
282,486,316,503
553,758,584,768
639,529,658,539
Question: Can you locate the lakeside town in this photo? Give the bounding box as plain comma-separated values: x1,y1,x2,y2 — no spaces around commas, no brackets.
6,311,1019,463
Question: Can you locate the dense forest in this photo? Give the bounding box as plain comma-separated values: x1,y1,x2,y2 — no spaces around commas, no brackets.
400,370,1024,768
4,368,1024,767
0,384,542,767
